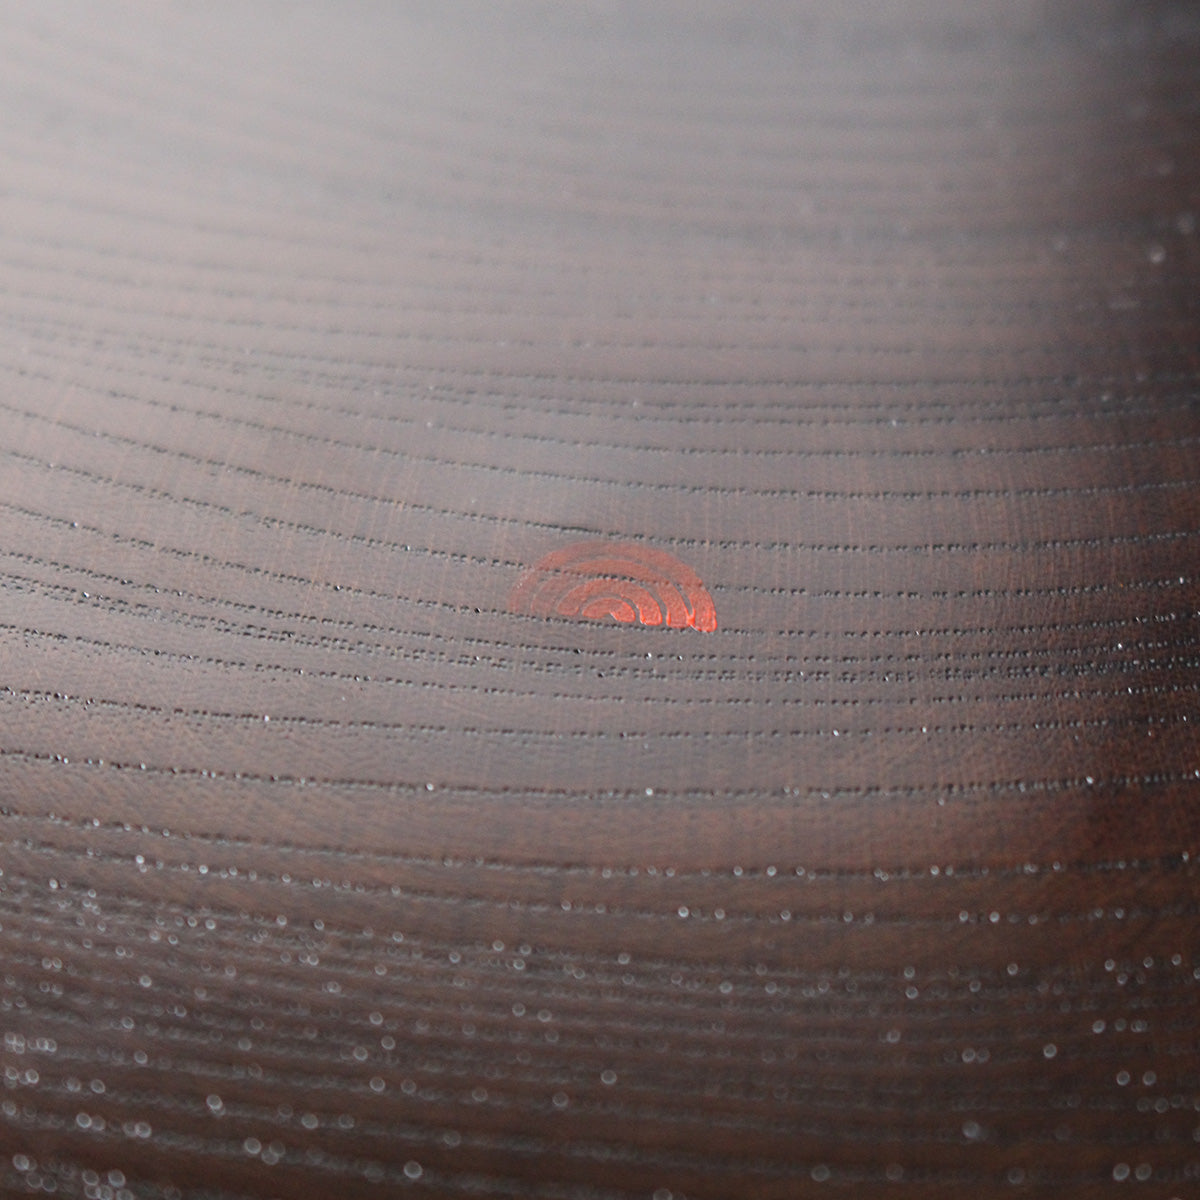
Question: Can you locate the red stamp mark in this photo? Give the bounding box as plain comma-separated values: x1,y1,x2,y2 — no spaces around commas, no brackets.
508,540,717,632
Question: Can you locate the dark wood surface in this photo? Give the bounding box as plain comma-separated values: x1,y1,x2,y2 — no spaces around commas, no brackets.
2,2,1199,1196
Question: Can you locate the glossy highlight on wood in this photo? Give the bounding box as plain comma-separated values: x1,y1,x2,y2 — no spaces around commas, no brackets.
508,540,718,631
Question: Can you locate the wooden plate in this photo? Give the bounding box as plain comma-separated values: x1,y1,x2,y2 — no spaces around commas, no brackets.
1,3,1198,1196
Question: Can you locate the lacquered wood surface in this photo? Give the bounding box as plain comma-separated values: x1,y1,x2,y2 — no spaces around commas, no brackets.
1,3,1199,1197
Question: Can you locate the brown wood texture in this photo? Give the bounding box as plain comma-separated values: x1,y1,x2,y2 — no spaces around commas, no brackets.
1,2,1199,1197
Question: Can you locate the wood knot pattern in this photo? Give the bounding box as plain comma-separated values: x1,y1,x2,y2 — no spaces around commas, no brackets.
508,540,718,631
